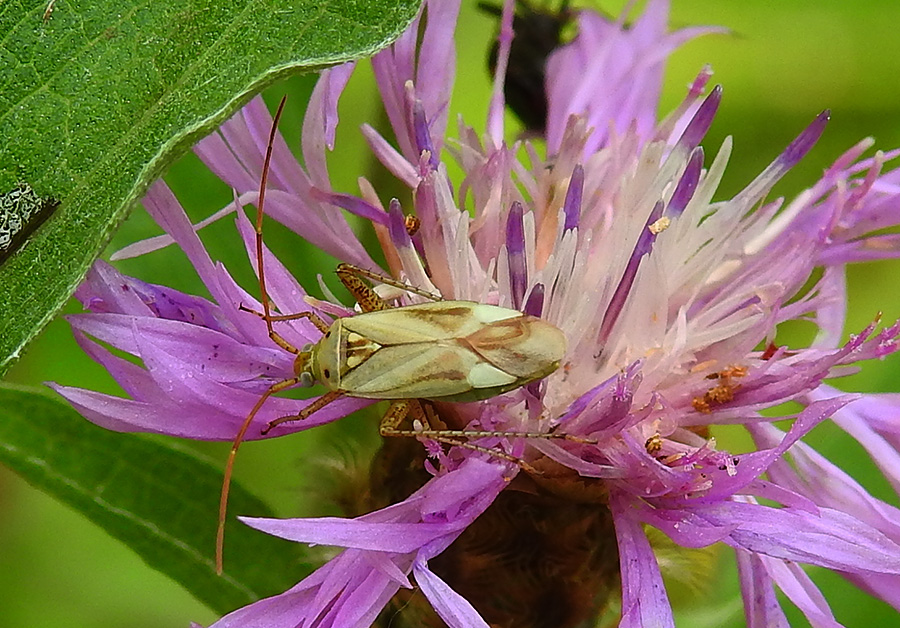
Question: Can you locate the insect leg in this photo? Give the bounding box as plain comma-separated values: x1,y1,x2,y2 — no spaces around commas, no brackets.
419,428,596,445
392,426,595,446
251,96,295,345
379,400,542,474
336,262,443,304
261,389,344,434
335,264,392,313
239,306,330,327
382,401,596,446
220,95,313,573
238,303,330,355
378,398,415,433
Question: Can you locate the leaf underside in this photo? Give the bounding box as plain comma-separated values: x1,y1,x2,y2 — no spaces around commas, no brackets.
0,0,421,375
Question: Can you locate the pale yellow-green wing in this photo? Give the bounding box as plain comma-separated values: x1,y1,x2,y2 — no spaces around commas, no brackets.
339,340,518,399
341,301,523,344
463,315,566,379
336,301,567,401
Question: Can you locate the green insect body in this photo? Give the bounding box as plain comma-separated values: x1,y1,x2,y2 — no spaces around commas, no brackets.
300,300,567,403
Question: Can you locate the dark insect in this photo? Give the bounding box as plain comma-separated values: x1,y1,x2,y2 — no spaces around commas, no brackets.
0,183,60,265
479,1,575,134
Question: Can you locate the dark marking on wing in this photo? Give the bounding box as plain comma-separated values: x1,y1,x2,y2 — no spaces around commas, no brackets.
464,316,529,351
401,305,473,332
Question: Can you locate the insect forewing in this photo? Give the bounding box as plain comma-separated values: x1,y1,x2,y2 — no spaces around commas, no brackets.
465,315,566,379
342,301,521,343
335,301,567,401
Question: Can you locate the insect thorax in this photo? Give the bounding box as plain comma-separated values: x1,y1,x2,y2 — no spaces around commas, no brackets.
307,321,344,390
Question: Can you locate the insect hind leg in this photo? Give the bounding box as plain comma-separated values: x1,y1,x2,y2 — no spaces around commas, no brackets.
379,400,538,474
336,263,443,307
379,400,594,475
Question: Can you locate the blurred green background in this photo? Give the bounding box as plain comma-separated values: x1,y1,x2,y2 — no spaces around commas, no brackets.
4,0,900,626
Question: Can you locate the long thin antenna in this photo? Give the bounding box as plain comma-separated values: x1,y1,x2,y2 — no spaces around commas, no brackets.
216,95,289,575
256,96,288,338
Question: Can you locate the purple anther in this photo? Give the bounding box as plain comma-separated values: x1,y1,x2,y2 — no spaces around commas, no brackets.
563,165,584,231
388,199,412,250
668,148,703,217
413,100,439,170
679,85,722,151
506,201,527,309
523,283,545,318
523,283,547,400
780,110,830,169
597,200,666,344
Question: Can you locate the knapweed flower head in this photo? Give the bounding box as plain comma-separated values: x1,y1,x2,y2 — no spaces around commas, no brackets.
52,0,900,626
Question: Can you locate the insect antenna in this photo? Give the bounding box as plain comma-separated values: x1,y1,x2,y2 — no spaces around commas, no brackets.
217,95,301,575
254,98,289,343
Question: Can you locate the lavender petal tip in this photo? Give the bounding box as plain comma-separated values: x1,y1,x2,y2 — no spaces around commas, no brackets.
388,199,412,249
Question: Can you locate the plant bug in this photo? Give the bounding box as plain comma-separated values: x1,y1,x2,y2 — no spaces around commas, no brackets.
216,96,579,573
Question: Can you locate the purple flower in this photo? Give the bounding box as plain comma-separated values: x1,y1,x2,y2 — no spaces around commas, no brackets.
52,0,900,625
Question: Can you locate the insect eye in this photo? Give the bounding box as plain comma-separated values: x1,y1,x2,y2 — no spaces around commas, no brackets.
325,331,331,338
323,368,331,379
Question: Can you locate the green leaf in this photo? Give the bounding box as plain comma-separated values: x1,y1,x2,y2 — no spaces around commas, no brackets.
0,0,422,375
0,383,312,615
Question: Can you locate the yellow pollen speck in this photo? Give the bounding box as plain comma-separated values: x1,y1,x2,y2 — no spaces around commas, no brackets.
693,365,748,413
648,216,671,235
645,433,663,455
691,360,719,373
865,238,895,250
